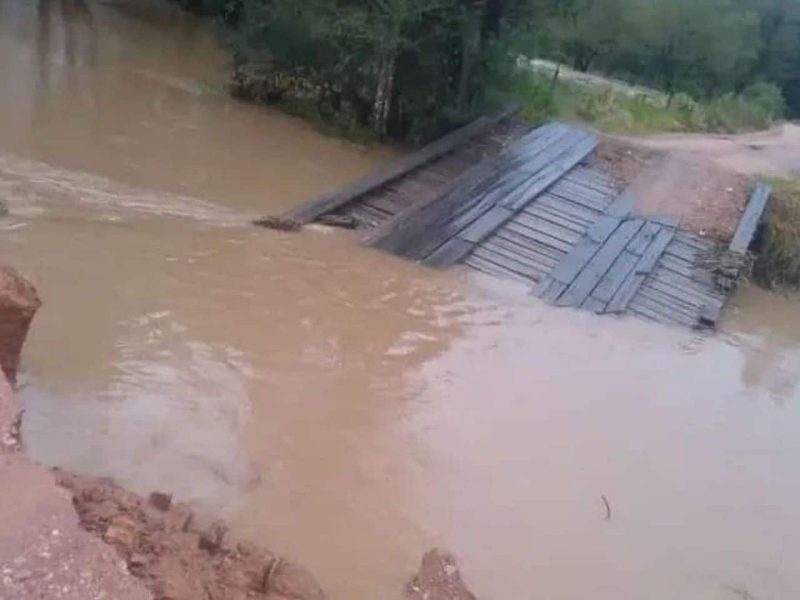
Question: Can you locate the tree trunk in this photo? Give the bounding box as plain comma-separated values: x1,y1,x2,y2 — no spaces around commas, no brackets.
371,51,396,138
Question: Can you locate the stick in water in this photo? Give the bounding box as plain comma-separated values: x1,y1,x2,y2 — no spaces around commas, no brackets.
601,495,612,521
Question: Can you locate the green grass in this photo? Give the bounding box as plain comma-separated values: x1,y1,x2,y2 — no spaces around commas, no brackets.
752,178,800,290
503,72,786,135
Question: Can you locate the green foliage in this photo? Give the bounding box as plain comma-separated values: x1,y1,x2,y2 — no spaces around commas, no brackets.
224,0,537,142
549,78,783,134
753,178,800,289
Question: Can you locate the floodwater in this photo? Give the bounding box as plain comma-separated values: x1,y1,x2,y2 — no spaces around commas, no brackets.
1,2,800,600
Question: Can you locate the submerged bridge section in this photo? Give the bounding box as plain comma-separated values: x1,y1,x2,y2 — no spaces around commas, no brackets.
282,116,771,330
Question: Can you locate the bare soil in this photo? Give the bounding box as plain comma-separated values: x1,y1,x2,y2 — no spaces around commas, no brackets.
596,138,751,241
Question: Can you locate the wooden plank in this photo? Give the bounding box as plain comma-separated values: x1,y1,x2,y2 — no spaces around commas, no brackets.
556,219,645,307
284,105,519,224
628,296,697,327
499,133,598,211
493,229,565,262
537,278,568,303
606,227,676,314
459,206,514,243
582,297,607,314
535,194,601,223
465,254,531,285
470,246,546,281
730,182,772,254
523,204,589,234
474,242,551,275
410,128,595,261
547,180,613,210
546,216,622,286
663,240,698,263
483,237,560,271
627,222,662,256
636,286,701,322
650,266,725,303
590,249,640,304
512,213,583,245
504,221,574,253
658,254,697,279
425,237,476,267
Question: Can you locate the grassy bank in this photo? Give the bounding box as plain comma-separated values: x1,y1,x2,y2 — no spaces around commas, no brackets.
752,178,800,290
495,70,787,135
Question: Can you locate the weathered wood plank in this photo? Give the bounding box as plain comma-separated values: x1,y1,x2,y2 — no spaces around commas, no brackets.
606,227,676,314
545,216,623,287
425,237,476,267
627,222,662,256
556,219,645,307
483,237,560,271
284,106,519,224
503,221,575,253
547,180,613,210
474,241,551,275
658,254,697,279
470,246,546,281
499,133,598,210
730,182,772,254
374,124,597,263
465,254,532,284
663,240,698,263
537,278,568,302
590,249,640,304
629,296,697,327
535,194,602,223
459,206,515,244
522,205,589,234
493,229,566,262
512,213,583,245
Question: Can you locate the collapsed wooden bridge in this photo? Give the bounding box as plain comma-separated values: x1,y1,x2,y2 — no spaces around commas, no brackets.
281,113,771,330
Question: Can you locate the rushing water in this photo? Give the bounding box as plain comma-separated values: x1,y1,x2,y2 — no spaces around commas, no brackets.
2,2,800,599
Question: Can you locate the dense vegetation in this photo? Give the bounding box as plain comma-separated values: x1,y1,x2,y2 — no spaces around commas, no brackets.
183,0,800,141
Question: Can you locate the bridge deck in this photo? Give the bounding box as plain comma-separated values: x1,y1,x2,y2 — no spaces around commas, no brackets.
279,118,770,330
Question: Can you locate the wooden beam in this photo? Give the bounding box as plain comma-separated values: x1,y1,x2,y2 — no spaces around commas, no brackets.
729,182,772,254
282,105,519,224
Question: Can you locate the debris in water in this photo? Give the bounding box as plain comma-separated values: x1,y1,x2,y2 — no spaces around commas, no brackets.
601,495,612,521
252,216,302,232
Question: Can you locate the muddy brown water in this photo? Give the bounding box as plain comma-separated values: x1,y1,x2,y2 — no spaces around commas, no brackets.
2,2,800,599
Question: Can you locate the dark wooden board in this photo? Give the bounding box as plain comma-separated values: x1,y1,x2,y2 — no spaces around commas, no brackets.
535,194,602,223
606,227,676,314
425,237,476,267
544,216,622,287
493,229,566,262
465,254,532,284
284,106,519,224
459,206,515,244
503,221,575,253
371,124,597,264
627,222,662,256
556,219,645,307
522,205,589,234
590,249,641,304
483,237,560,270
730,182,772,254
470,246,546,281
